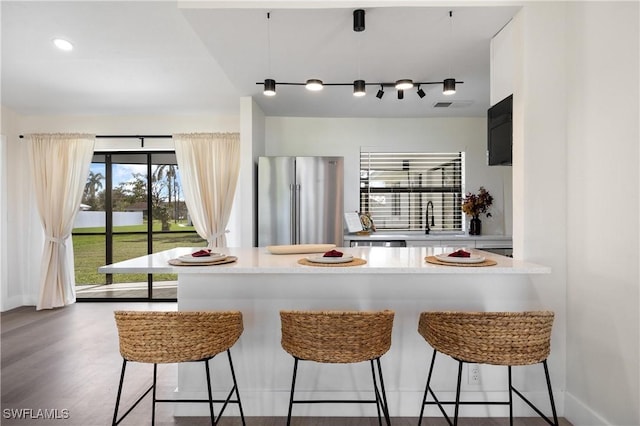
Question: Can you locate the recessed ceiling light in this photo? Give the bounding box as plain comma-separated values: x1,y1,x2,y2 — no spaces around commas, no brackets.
53,38,73,51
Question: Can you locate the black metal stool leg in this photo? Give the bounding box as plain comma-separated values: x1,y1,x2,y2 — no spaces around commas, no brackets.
370,360,383,426
376,358,391,426
508,366,514,426
226,349,246,426
287,357,299,426
453,360,463,426
543,360,559,426
112,359,127,426
418,350,438,426
204,359,215,425
152,364,158,426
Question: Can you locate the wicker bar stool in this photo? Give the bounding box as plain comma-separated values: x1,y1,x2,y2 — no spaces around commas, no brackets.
417,311,558,426
280,310,394,426
112,311,245,426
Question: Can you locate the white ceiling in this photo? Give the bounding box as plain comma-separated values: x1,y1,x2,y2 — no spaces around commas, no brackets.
1,1,519,118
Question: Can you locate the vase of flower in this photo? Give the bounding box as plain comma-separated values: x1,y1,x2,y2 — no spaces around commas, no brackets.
462,187,493,236
469,215,482,235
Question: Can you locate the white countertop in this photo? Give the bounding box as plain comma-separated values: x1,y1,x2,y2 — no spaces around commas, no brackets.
98,246,548,275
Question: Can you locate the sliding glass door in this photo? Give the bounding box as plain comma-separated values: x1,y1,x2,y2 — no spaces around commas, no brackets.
74,151,205,301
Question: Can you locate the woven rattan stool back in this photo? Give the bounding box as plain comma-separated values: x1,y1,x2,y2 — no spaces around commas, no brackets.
418,311,554,366
280,310,394,364
114,311,243,364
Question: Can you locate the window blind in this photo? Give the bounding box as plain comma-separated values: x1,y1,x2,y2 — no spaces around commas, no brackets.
359,151,464,231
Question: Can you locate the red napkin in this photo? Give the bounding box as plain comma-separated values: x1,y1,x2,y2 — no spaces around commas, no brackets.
448,249,471,258
323,249,344,258
192,249,212,257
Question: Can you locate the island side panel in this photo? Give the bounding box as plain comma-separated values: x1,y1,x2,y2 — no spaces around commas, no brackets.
175,271,552,417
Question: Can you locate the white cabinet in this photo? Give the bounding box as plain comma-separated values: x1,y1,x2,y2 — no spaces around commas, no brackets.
346,235,512,251
405,239,474,248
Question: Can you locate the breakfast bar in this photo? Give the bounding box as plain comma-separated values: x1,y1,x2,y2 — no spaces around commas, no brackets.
100,246,554,418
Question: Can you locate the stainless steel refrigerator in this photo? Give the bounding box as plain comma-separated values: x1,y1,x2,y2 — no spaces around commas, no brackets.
258,156,344,246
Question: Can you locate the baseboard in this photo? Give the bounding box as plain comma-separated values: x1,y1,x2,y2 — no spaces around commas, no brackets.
1,295,27,312
565,392,611,426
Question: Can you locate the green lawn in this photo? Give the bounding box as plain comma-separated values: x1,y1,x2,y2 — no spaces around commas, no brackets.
73,221,206,285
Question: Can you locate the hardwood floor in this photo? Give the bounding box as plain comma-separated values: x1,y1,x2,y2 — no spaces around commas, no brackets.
1,303,573,426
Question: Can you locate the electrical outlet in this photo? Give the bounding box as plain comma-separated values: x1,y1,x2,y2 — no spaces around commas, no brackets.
468,363,480,385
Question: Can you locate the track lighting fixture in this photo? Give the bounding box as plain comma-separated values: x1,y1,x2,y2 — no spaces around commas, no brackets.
256,9,463,101
257,79,463,98
353,80,366,97
305,79,323,91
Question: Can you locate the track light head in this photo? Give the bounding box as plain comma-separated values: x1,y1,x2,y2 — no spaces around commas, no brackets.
263,79,276,96
305,79,324,91
443,78,456,95
376,86,384,99
397,89,404,100
417,86,426,98
353,80,366,97
395,79,413,90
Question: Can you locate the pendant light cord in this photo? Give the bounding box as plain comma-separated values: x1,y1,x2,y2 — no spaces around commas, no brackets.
448,10,453,77
267,12,272,76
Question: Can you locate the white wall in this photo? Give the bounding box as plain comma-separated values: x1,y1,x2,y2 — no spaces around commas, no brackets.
503,3,639,425
564,2,639,425
1,111,240,311
73,211,143,229
0,134,7,311
2,107,42,310
235,97,265,247
266,116,512,236
509,3,569,420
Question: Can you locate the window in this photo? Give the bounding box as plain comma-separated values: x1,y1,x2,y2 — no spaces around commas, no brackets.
73,151,205,301
359,151,463,231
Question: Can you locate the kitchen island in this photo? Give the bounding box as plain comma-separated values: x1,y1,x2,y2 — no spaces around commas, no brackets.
100,246,555,418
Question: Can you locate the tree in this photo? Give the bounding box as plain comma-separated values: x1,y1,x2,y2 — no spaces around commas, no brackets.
154,165,179,222
83,170,104,209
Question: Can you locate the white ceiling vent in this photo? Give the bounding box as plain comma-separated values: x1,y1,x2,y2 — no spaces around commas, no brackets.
433,100,474,108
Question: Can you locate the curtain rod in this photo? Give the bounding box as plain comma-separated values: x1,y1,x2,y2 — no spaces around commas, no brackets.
18,134,172,148
18,134,173,139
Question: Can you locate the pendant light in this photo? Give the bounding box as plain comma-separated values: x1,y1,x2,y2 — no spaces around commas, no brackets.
263,79,276,96
263,12,276,96
352,10,366,97
443,11,456,96
443,79,456,95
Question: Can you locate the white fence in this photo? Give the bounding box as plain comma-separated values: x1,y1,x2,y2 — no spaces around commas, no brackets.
73,211,143,229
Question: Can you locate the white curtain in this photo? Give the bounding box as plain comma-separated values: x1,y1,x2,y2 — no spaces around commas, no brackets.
27,133,95,310
174,133,240,248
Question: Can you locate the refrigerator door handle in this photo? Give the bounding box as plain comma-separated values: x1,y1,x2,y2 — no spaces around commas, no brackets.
289,184,296,245
294,184,301,244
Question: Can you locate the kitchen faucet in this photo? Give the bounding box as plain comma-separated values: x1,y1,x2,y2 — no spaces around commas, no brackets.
425,201,435,234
